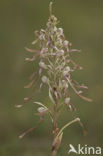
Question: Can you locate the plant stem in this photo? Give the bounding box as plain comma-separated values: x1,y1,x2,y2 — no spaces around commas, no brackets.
51,59,59,156
52,150,57,156
49,2,53,17
52,100,58,156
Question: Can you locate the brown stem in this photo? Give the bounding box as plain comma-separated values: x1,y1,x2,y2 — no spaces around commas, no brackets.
51,93,59,156
53,102,58,132
49,2,53,17
51,40,59,156
52,150,57,156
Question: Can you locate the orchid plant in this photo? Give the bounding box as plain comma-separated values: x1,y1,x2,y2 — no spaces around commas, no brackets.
19,2,92,156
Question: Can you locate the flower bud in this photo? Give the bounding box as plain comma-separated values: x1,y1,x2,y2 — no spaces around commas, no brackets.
54,26,57,32
65,97,70,104
65,66,70,72
51,15,57,22
56,39,63,46
64,40,69,47
37,107,48,113
62,80,68,89
41,76,48,83
63,66,71,76
46,22,51,28
40,29,45,33
62,70,68,76
54,16,57,21
57,49,64,56
60,50,64,55
39,34,45,40
58,28,63,36
39,61,47,69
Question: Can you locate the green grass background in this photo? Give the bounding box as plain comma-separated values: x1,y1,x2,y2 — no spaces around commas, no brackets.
0,0,103,155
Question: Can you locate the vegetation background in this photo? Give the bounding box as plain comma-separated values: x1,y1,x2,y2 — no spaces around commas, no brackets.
0,0,103,155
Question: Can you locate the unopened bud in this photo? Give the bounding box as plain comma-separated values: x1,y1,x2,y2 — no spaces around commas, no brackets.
59,50,64,55
39,61,46,69
65,97,70,104
65,66,70,72
62,70,68,76
37,107,48,113
58,28,63,36
64,40,69,47
51,15,57,22
54,26,57,32
46,22,51,28
41,76,48,83
62,80,68,89
63,66,71,76
40,29,45,33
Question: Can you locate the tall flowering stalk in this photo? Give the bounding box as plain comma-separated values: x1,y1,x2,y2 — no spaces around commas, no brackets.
19,2,92,156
